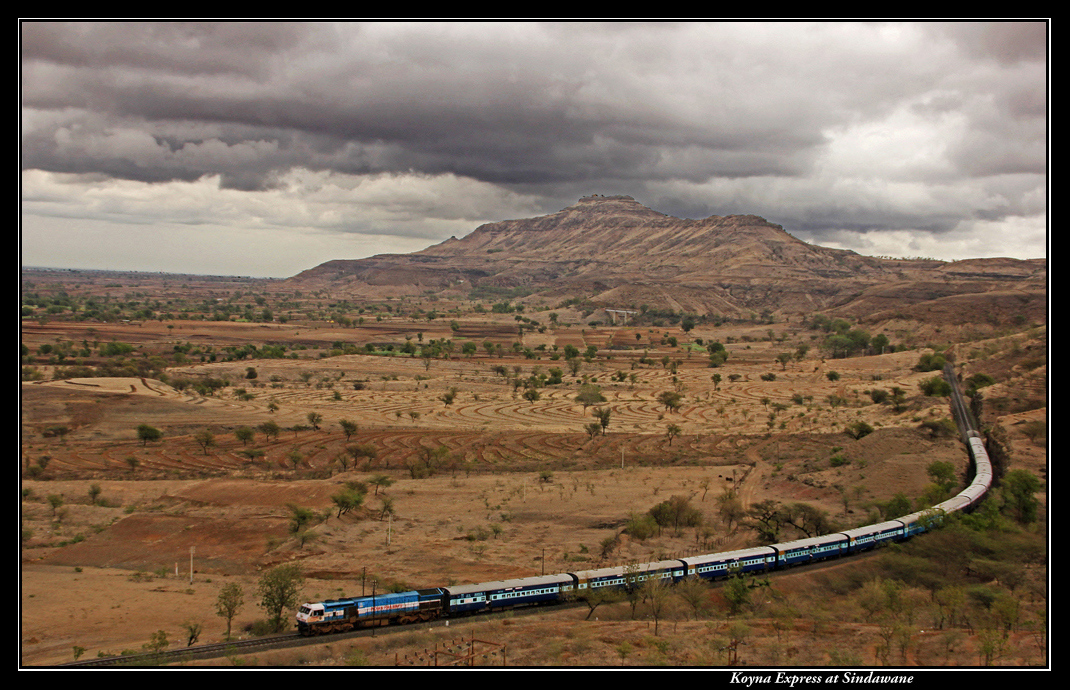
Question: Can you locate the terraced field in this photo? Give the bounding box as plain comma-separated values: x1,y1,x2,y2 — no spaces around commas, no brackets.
22,341,944,481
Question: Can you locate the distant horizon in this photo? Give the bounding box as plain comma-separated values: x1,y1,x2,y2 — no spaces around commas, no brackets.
21,245,1050,284
21,264,281,280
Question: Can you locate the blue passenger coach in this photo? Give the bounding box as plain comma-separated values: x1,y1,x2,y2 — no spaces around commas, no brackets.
444,573,574,615
773,534,850,566
681,546,777,581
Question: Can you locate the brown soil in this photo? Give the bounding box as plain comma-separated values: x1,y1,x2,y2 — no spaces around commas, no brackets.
20,317,1048,668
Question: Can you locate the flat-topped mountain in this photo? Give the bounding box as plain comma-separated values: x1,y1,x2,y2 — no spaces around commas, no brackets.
286,195,1046,324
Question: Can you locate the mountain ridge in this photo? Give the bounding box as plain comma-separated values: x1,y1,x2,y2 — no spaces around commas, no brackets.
285,196,1046,323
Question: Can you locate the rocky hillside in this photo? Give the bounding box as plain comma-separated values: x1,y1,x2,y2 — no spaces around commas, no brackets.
285,195,1046,323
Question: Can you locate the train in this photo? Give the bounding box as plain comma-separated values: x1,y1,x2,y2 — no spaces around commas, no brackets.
296,383,994,636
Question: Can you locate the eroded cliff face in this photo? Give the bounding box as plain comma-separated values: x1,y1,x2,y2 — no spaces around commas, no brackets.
284,196,1046,320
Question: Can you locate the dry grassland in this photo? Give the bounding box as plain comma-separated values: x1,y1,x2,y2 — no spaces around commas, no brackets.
20,314,1048,668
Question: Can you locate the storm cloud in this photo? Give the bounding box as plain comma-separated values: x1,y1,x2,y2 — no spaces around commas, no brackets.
21,21,1047,276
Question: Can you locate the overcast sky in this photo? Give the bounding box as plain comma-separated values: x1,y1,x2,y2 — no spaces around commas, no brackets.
21,21,1048,278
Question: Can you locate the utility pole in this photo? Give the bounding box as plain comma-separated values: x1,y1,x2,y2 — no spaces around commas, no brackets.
371,580,378,638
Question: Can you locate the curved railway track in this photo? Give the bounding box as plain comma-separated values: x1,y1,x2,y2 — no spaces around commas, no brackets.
292,363,994,639
51,365,991,665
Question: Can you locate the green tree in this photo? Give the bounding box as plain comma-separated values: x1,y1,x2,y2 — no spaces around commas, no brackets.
47,493,64,517
346,443,379,469
722,572,751,616
368,474,393,496
338,419,358,441
258,420,281,441
593,407,611,435
885,492,912,519
846,420,874,439
215,582,245,640
927,460,957,493
194,429,216,455
183,620,203,647
307,411,323,430
136,423,162,446
256,563,304,632
575,584,623,621
1000,469,1042,524
648,495,703,535
235,426,254,445
665,423,681,446
656,390,683,412
288,504,317,534
143,629,169,656
575,384,606,410
331,488,366,518
918,376,951,397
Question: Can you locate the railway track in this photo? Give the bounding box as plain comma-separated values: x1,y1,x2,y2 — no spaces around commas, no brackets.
55,366,986,666
57,632,307,667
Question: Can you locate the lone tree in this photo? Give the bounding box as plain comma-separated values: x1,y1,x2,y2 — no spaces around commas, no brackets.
215,582,245,640
575,585,623,621
368,474,393,496
642,575,673,636
136,424,162,446
257,563,305,632
656,391,683,412
338,419,358,441
194,429,216,455
665,423,681,446
235,426,254,446
593,407,611,435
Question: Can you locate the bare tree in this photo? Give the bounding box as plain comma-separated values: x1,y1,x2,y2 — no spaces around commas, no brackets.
643,576,673,636
675,575,711,620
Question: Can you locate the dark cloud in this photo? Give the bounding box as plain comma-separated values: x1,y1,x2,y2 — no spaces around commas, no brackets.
20,21,1048,273
22,21,844,189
